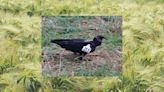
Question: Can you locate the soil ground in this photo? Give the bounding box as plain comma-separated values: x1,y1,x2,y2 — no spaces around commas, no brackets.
41,16,122,76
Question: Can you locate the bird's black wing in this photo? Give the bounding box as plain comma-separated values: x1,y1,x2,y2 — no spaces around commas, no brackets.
51,39,87,52
51,39,85,43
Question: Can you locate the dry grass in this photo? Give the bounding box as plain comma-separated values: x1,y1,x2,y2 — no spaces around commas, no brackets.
41,16,122,77
0,0,163,92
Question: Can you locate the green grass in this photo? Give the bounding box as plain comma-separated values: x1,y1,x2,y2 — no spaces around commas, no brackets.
0,0,164,92
75,64,120,76
41,16,121,77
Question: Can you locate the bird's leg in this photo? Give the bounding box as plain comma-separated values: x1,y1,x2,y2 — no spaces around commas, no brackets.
79,53,87,60
78,55,83,60
74,53,84,61
78,53,86,60
74,54,82,61
74,52,79,55
82,53,92,61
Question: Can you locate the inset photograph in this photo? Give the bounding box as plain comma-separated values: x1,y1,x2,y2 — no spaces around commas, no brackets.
41,16,122,76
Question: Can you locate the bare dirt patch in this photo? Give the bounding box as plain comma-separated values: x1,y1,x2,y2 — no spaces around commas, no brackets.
41,16,122,76
42,47,122,76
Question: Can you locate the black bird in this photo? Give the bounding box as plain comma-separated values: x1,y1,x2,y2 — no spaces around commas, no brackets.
51,35,105,60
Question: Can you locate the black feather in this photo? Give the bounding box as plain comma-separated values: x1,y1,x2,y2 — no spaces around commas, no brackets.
51,35,105,59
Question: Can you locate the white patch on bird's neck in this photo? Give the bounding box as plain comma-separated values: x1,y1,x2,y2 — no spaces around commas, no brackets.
82,44,91,53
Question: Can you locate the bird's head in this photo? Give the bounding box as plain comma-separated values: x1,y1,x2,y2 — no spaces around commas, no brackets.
93,35,105,46
93,35,105,42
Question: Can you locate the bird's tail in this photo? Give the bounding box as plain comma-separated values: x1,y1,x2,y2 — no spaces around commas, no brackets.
51,39,64,43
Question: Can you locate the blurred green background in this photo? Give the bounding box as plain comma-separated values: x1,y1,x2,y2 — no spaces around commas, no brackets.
0,0,164,92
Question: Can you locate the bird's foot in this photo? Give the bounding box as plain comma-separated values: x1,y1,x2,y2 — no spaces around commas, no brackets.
79,57,83,60
73,52,78,55
74,56,83,61
74,56,92,61
74,53,84,60
83,57,92,61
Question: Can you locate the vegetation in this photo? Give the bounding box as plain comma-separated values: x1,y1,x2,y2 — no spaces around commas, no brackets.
0,0,164,92
42,16,122,77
